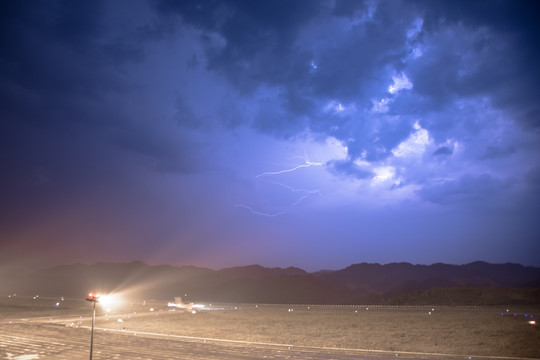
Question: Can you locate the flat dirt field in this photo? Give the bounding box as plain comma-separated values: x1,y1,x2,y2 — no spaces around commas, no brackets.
0,295,539,360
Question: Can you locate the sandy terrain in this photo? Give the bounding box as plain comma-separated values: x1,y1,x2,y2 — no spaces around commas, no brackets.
1,295,539,359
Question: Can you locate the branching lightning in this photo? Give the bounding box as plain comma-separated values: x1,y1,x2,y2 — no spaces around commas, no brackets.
235,204,285,217
238,152,326,217
270,181,322,206
256,152,325,178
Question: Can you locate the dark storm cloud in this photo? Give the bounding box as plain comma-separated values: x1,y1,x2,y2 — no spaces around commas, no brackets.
521,109,540,131
481,145,516,159
417,174,512,205
157,0,324,86
153,0,540,168
155,0,413,119
525,166,540,187
0,0,207,180
327,159,373,179
433,146,453,156
409,0,540,125
0,1,109,103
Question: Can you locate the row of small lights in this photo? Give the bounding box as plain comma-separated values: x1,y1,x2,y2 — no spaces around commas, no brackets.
6,293,537,327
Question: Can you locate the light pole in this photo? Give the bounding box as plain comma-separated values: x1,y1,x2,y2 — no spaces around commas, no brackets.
86,293,100,360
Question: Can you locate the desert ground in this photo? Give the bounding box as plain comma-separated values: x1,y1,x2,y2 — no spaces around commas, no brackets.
0,294,538,360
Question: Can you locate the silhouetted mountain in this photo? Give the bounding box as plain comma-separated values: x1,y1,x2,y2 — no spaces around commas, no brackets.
4,261,540,305
218,265,308,279
316,261,540,299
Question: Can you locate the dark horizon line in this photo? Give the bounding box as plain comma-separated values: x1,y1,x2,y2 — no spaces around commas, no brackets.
46,259,539,273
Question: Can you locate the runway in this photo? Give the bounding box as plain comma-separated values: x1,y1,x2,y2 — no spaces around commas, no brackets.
0,321,417,360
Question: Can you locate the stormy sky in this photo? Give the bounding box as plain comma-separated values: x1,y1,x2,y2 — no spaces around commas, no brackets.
1,0,539,272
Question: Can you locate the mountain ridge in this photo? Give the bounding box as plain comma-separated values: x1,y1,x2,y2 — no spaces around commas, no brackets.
3,261,539,305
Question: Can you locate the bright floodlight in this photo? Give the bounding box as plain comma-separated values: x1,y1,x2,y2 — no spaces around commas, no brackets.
86,293,121,308
98,294,119,307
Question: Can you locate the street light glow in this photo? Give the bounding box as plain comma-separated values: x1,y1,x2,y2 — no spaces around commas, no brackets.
98,294,119,307
86,293,121,307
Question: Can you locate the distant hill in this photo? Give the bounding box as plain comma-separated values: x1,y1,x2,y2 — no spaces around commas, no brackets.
3,261,540,305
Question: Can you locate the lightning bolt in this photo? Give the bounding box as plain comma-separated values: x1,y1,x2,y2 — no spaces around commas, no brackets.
235,204,285,217
256,152,325,178
270,182,322,206
238,152,326,217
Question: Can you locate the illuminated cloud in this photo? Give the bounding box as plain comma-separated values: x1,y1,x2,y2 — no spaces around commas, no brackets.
371,98,392,114
388,73,414,94
392,122,431,158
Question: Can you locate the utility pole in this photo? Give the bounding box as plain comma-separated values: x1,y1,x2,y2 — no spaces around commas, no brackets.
86,293,100,360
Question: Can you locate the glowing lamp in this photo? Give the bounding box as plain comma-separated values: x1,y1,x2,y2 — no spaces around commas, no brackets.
99,294,118,307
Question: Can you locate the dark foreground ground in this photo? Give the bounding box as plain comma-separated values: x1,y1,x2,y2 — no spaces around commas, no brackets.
1,295,539,360
1,322,418,360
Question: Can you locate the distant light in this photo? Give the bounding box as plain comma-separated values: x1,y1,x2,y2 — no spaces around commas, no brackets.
118,319,123,323
56,303,60,306
191,310,197,314
529,320,536,325
149,308,154,312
